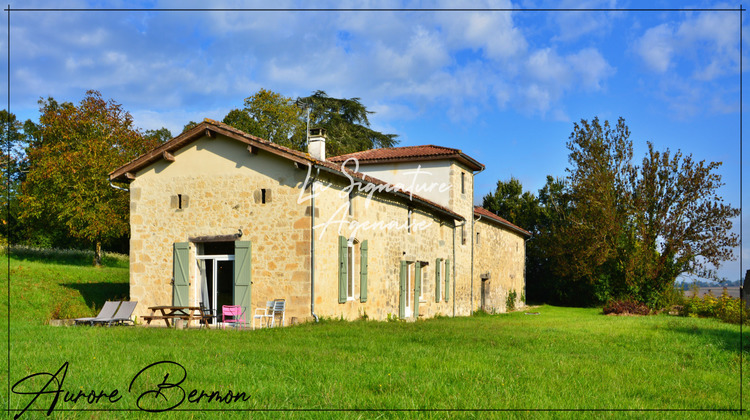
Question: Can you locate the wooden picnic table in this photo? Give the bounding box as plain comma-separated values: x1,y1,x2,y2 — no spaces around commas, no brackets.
142,305,211,329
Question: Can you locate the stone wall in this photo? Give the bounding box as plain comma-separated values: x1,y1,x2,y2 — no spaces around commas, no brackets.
472,218,526,313
447,162,475,316
128,132,525,325
129,134,311,322
309,171,459,321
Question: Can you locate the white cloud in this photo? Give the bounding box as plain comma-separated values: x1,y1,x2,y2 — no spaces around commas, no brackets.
635,10,741,80
631,8,743,118
567,48,615,91
548,0,621,43
635,23,674,73
5,2,620,131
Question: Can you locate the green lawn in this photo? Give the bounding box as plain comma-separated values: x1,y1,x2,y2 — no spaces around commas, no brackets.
1,249,748,418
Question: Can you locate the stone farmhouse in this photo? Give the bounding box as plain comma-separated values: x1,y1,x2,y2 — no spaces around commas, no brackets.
109,119,530,325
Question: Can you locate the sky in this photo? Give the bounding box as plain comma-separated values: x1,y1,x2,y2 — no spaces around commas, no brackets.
3,0,747,282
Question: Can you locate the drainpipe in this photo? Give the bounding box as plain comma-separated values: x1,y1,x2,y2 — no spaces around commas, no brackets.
452,220,465,317
310,167,320,323
470,165,485,315
108,179,129,192
471,213,482,314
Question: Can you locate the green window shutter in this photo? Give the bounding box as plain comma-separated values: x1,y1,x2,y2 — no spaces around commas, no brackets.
338,236,347,304
399,261,406,319
435,258,442,303
234,241,252,322
414,262,421,318
444,259,450,302
172,242,190,306
360,240,368,302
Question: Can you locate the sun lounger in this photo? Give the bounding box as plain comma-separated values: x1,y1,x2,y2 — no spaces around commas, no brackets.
74,301,120,326
94,301,138,326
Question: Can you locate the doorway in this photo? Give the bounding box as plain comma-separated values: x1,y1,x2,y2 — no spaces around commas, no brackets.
481,279,489,312
196,242,235,324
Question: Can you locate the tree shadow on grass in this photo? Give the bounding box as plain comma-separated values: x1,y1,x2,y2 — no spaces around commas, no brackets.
664,321,750,354
62,282,129,310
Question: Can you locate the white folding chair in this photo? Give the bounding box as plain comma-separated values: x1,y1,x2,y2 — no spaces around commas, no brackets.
252,301,274,330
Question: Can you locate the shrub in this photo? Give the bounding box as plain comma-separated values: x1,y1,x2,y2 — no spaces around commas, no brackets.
602,299,651,315
680,289,750,325
506,289,518,312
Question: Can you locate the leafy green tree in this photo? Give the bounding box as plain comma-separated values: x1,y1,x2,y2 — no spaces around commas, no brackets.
482,176,569,304
482,177,539,232
630,142,739,305
0,110,28,245
298,90,398,156
144,127,172,144
484,118,739,308
552,117,635,304
20,91,160,265
224,89,306,150
182,121,199,133
221,89,398,156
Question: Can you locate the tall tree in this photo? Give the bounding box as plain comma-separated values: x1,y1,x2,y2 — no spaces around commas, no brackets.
299,90,398,156
553,117,635,303
482,177,539,232
0,110,28,245
484,117,739,308
20,91,160,265
630,142,739,304
221,89,398,156
225,88,306,149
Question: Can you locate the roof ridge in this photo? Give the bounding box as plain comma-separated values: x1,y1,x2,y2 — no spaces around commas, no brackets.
328,144,463,162
473,206,531,237
110,119,466,222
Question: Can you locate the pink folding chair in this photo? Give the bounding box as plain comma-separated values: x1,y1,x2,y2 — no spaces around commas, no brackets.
222,305,245,329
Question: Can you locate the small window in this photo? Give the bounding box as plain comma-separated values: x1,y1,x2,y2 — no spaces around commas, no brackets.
476,231,480,245
171,194,189,210
461,225,466,245
461,172,465,194
254,189,272,204
407,208,413,233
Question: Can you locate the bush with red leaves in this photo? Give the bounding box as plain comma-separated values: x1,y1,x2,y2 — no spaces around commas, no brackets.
602,300,651,316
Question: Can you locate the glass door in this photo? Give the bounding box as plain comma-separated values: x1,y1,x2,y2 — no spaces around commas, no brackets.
197,255,234,324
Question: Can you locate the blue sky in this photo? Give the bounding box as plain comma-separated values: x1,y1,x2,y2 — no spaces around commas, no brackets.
3,1,747,282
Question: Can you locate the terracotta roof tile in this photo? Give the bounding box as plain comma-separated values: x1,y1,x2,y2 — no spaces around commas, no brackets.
473,206,531,238
329,145,484,171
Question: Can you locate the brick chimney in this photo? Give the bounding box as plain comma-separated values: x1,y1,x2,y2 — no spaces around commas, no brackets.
308,128,327,161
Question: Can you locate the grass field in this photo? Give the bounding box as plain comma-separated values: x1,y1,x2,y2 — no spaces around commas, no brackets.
1,248,748,418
